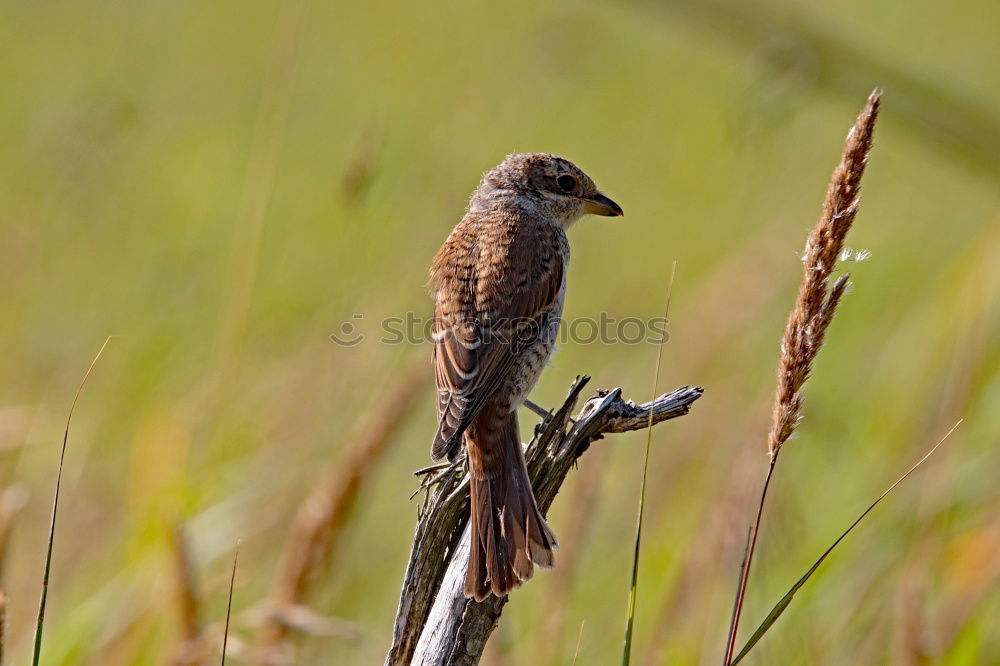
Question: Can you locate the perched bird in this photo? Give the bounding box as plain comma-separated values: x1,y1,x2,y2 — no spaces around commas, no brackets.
429,153,623,600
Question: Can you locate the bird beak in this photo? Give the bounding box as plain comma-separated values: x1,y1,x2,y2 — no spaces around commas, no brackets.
581,193,624,217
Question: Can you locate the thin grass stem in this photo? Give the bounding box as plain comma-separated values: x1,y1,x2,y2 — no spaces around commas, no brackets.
730,421,961,664
622,261,676,665
723,453,779,664
571,620,585,666
221,542,240,666
32,337,111,666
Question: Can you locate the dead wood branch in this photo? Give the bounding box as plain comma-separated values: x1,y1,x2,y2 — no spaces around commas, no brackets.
385,376,703,666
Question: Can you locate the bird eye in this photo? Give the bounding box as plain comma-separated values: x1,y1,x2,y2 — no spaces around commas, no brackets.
556,174,576,192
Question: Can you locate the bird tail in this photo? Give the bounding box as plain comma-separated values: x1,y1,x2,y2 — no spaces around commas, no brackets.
464,407,558,601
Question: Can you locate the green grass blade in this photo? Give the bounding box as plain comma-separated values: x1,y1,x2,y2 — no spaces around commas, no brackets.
622,261,676,666
730,420,961,665
33,337,111,666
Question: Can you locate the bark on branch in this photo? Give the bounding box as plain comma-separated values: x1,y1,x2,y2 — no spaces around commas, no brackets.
385,376,703,666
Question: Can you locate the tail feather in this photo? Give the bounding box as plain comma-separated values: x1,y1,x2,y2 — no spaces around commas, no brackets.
466,497,490,601
464,408,557,601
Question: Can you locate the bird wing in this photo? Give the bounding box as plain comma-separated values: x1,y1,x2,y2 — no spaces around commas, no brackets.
431,222,564,461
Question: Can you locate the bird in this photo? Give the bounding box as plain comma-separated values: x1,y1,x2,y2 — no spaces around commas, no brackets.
429,153,623,601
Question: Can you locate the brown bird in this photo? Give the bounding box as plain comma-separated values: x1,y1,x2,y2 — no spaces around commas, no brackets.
429,153,623,600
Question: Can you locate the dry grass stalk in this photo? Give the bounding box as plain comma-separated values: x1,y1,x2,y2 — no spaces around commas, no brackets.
768,89,881,456
255,360,429,661
222,543,240,666
33,337,111,666
723,90,881,665
169,523,205,666
891,566,928,665
0,589,6,665
340,125,384,205
0,486,28,587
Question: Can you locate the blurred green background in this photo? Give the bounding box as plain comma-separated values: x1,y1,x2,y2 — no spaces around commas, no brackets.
1,0,998,664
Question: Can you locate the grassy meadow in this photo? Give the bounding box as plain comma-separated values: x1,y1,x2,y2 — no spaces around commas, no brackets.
1,0,998,664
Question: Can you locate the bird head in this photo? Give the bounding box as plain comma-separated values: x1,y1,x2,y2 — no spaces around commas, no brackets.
479,153,623,227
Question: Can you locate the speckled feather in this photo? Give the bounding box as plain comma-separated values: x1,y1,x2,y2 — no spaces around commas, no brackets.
429,153,620,600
